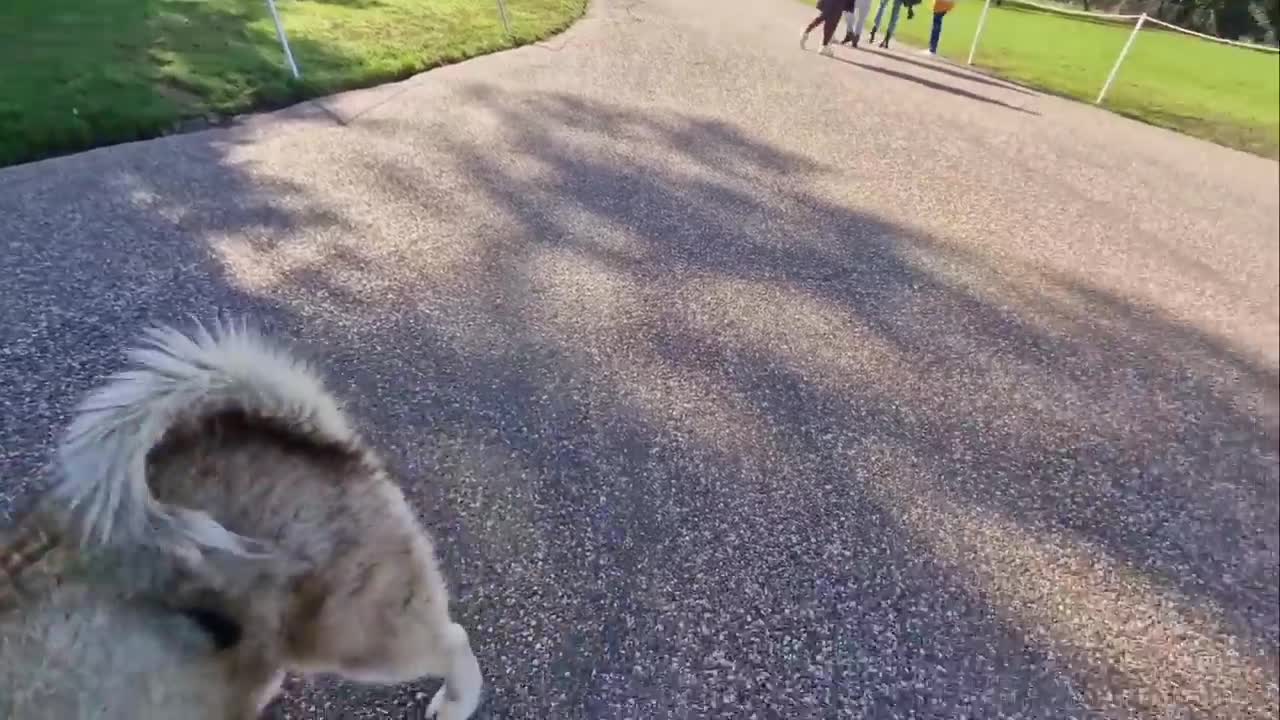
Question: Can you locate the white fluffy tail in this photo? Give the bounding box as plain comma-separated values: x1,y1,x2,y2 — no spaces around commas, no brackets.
51,319,357,561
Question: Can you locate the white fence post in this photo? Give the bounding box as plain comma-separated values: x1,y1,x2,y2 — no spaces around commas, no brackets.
496,0,513,36
1095,12,1146,104
265,0,301,79
967,0,993,65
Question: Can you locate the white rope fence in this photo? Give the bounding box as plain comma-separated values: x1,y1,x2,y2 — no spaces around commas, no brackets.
1096,11,1146,103
266,0,300,79
261,0,515,79
496,0,513,36
965,0,1279,104
1143,14,1279,51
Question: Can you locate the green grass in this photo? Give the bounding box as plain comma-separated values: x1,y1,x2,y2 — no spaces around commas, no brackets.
0,0,587,167
866,1,1280,157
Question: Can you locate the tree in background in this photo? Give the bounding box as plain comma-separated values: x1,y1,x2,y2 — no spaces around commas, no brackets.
1250,0,1279,41
1158,0,1277,42
1054,0,1278,42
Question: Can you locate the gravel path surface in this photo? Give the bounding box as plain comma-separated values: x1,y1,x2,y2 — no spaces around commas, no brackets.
2,0,1278,717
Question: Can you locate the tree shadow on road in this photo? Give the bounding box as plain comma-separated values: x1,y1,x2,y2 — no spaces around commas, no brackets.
239,85,1276,716
0,129,344,500
1,79,1275,718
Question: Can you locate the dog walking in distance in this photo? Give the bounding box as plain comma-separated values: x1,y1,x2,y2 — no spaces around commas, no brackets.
0,320,482,719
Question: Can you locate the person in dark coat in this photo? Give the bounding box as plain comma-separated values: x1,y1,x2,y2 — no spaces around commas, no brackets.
801,0,854,56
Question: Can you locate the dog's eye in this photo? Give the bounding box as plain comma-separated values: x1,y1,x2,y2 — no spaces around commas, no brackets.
181,606,243,650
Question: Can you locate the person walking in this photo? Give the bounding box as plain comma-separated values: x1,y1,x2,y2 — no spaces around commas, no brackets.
922,0,956,55
801,0,849,56
840,0,872,48
867,0,905,48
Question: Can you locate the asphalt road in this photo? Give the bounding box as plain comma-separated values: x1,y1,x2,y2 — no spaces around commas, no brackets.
2,0,1278,717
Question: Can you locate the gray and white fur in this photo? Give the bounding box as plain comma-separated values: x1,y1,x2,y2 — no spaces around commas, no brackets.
54,320,349,560
2,320,482,719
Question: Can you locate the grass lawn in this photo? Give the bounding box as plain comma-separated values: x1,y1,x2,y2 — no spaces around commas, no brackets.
859,1,1280,157
0,0,586,167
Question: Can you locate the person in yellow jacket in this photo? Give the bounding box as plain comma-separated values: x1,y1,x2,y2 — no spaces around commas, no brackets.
926,0,956,54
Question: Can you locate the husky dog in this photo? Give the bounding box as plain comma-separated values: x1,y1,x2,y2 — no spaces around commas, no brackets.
0,321,482,719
